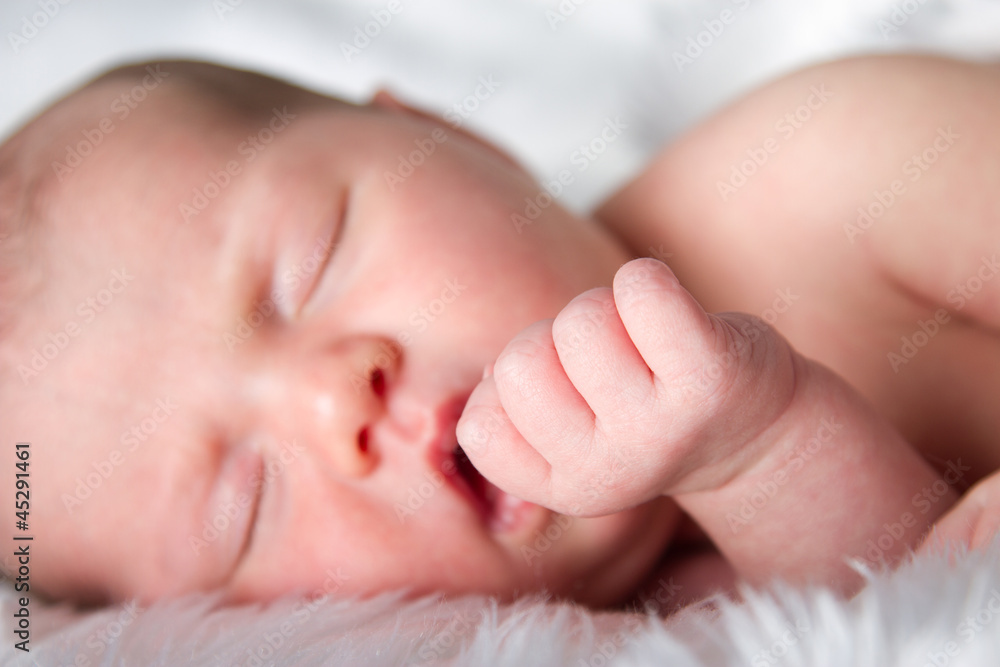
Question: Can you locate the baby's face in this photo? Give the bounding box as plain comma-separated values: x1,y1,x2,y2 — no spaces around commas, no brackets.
0,68,674,605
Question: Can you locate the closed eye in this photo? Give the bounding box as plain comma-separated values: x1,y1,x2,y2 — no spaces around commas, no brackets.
296,189,351,318
208,445,265,583
232,472,263,577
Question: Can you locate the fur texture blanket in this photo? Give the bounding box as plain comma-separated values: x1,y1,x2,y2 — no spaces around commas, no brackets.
3,541,998,666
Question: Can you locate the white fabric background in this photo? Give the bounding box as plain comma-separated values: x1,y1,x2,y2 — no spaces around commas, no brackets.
2,0,1000,210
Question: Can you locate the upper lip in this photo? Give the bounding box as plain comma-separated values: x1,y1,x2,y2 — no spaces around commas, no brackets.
427,392,469,459
425,392,494,521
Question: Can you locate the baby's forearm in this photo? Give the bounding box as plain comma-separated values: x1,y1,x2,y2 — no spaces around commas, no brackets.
674,353,956,593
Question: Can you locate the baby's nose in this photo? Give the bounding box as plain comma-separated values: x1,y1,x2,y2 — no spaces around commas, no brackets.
248,335,402,478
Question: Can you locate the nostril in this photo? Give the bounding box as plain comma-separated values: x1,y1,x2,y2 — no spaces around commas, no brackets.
370,368,385,397
358,427,369,453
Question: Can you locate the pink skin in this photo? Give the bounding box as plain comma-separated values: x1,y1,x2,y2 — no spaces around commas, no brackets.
0,66,675,605
458,257,956,591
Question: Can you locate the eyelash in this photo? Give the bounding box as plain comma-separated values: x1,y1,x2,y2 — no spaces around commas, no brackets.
219,446,265,577
293,190,351,318
236,470,264,569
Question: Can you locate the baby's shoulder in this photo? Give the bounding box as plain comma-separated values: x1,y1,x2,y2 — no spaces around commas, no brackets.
596,54,1000,483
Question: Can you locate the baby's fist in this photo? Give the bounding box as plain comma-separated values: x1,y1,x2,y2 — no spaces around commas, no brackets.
457,259,794,517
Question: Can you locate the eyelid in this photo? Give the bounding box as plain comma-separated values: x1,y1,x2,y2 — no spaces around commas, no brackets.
275,191,350,320
211,444,264,579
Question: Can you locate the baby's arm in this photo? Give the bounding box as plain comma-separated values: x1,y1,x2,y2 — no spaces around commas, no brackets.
458,258,953,592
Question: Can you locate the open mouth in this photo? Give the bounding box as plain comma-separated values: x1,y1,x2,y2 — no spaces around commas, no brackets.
429,393,537,533
447,444,495,523
445,443,533,533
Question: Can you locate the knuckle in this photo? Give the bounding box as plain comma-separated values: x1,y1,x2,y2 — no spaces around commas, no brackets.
457,405,508,456
495,337,549,401
614,259,657,305
552,290,616,352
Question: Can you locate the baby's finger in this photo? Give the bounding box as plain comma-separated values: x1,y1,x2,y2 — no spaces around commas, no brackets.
612,258,718,391
551,287,656,431
490,319,599,467
456,375,553,503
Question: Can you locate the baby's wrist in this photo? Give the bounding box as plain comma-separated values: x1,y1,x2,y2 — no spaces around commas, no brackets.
674,355,952,590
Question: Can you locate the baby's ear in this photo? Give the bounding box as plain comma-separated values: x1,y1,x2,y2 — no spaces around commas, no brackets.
370,88,440,122
370,89,411,113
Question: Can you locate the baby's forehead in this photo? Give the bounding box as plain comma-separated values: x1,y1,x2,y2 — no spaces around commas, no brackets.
36,64,352,230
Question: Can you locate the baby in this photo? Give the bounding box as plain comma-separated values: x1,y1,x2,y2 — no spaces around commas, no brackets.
0,55,996,610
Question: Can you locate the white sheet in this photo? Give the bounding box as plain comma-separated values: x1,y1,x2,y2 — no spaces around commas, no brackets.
3,0,1000,210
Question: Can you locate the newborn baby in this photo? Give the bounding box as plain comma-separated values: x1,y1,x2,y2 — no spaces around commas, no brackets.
0,55,995,608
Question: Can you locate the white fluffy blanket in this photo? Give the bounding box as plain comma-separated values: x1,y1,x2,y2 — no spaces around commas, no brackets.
3,541,998,666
